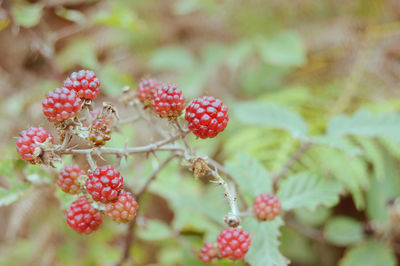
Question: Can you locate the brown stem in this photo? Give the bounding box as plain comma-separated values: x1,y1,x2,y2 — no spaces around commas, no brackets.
116,153,177,266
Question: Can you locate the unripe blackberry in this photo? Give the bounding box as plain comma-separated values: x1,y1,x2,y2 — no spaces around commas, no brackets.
16,127,53,164
42,87,82,122
217,227,251,261
63,70,100,100
151,84,185,118
105,190,138,223
199,242,220,263
185,96,229,139
66,196,103,234
137,78,162,107
86,165,124,203
253,193,281,221
89,119,112,146
57,164,86,194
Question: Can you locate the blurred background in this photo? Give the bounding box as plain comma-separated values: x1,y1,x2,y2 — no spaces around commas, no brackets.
2,0,400,265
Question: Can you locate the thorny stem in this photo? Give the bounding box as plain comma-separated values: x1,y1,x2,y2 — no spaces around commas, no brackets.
210,167,239,217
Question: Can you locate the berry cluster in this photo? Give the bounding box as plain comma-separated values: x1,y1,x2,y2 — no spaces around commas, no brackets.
199,227,251,263
253,193,281,221
16,72,239,263
136,78,229,138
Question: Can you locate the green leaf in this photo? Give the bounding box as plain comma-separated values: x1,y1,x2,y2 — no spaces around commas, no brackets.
310,136,363,157
94,4,138,32
277,172,342,211
138,220,172,241
225,152,272,202
0,159,29,206
327,109,400,142
149,46,196,72
339,241,396,266
55,7,86,24
99,64,135,97
12,3,43,28
294,206,331,227
233,102,308,137
243,217,289,266
324,217,363,246
257,31,306,67
56,38,99,71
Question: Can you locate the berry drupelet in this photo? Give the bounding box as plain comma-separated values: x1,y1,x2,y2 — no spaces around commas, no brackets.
42,87,82,123
217,227,251,261
66,196,103,234
151,84,185,118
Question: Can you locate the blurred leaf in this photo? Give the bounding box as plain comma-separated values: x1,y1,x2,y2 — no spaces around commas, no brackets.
94,4,138,32
11,2,43,28
225,152,272,203
308,146,369,210
99,64,135,97
294,206,331,227
339,241,396,266
366,155,400,222
138,220,172,241
55,7,86,24
324,216,363,246
243,217,289,266
0,159,29,206
327,109,400,142
149,46,196,72
257,31,306,67
56,38,98,71
280,226,318,265
355,137,386,180
310,136,363,157
277,172,342,211
233,102,308,137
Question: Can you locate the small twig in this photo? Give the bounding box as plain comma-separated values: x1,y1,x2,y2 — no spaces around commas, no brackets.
272,142,312,183
174,119,191,154
86,152,97,170
210,167,239,217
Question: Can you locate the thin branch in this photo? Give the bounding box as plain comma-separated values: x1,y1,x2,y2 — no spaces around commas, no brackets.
86,152,97,170
116,153,176,266
174,119,191,154
210,167,239,216
272,142,312,183
136,153,177,197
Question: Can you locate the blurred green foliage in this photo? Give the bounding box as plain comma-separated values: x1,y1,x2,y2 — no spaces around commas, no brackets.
2,0,400,265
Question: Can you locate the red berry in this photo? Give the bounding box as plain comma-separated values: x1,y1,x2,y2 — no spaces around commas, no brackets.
86,165,124,203
66,196,103,234
57,164,86,194
137,78,162,106
105,190,138,223
42,87,82,122
185,96,229,139
199,242,220,263
16,127,53,163
64,70,100,100
217,228,251,261
151,84,185,118
253,194,281,221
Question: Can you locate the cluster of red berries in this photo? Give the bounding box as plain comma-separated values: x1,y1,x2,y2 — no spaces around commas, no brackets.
199,227,251,263
59,164,138,234
136,78,229,139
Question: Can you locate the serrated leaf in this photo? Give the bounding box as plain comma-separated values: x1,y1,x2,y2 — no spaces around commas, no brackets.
243,217,289,266
324,217,363,246
277,172,342,211
257,31,306,67
339,241,396,266
225,152,272,202
233,102,308,137
12,3,43,28
327,109,400,142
